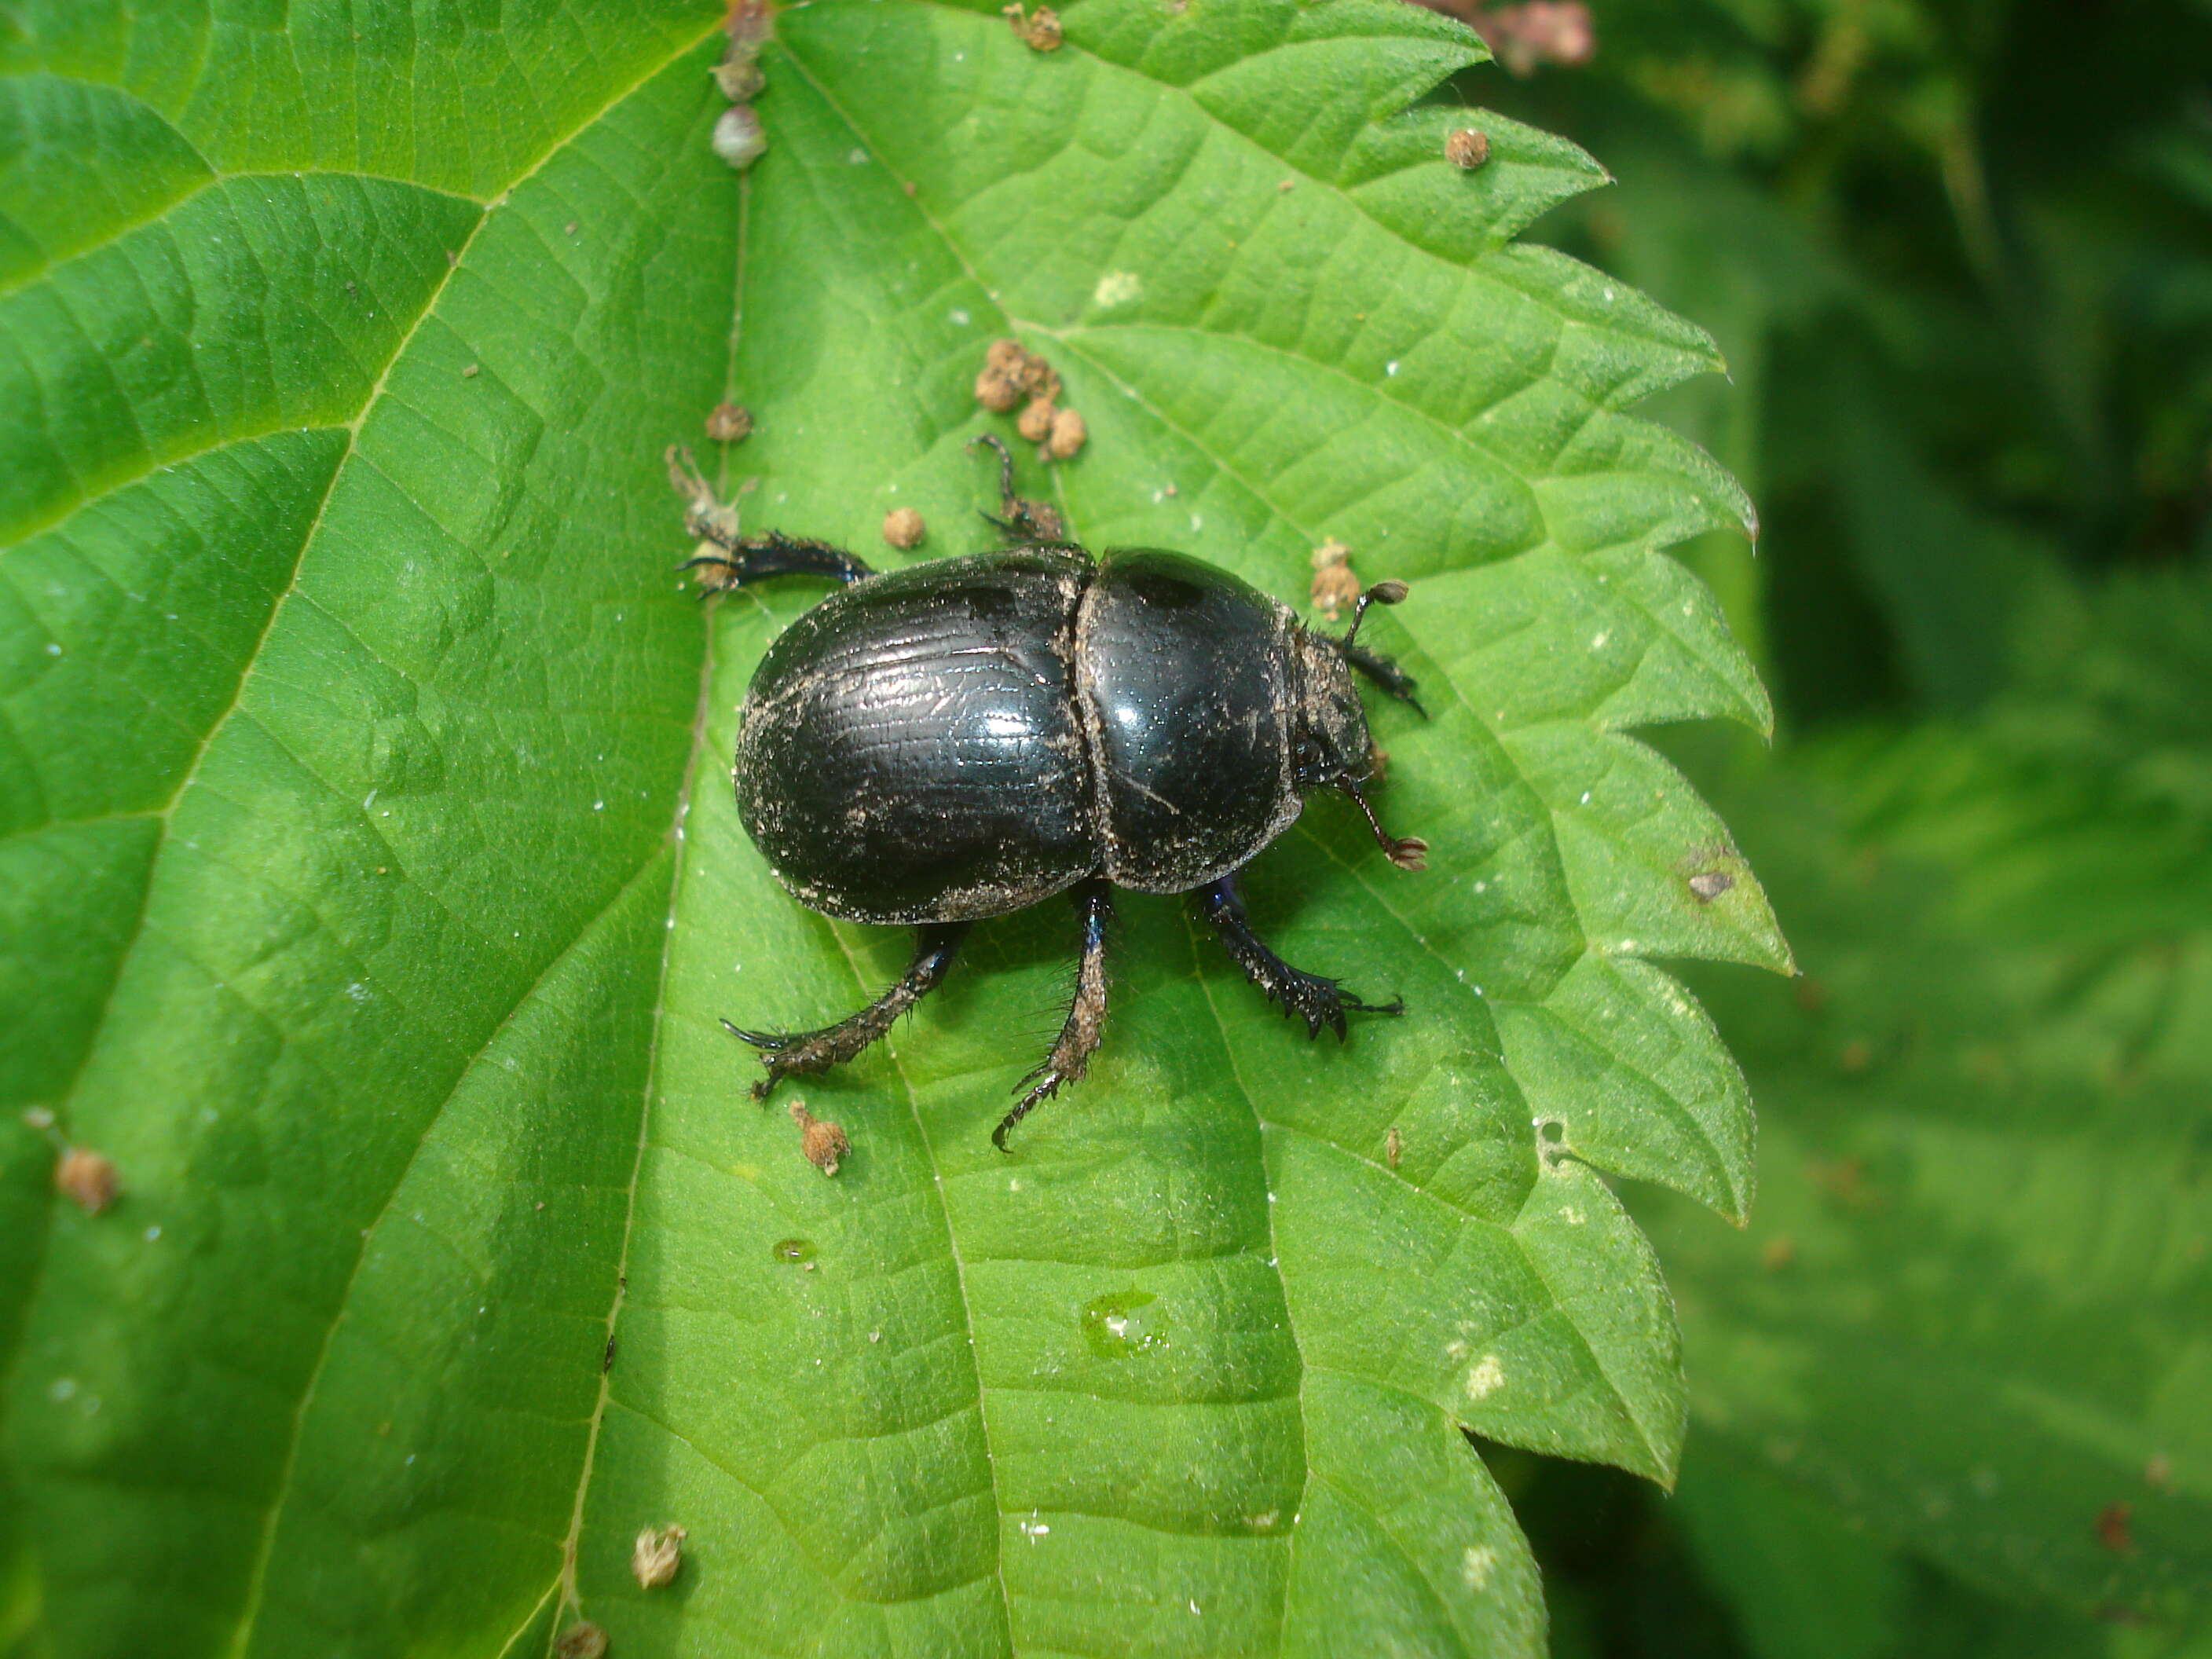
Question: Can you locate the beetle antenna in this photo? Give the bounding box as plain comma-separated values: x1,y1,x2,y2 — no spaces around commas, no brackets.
1342,579,1408,650
1342,781,1428,871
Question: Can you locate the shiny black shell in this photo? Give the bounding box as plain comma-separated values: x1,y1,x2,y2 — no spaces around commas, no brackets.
735,546,1308,925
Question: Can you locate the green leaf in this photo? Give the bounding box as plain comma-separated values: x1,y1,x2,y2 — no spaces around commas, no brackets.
0,2,1782,1653
1643,668,2212,1626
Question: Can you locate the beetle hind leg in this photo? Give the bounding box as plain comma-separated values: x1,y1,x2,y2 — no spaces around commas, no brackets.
994,881,1115,1152
723,921,968,1097
1196,873,1404,1040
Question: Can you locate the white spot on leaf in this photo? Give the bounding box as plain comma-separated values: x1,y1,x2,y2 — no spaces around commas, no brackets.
1463,1544,1497,1589
1093,269,1142,307
1465,1354,1505,1400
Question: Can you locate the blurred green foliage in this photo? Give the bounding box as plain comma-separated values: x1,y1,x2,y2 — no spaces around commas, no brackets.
1460,0,2212,1648
1470,0,2212,721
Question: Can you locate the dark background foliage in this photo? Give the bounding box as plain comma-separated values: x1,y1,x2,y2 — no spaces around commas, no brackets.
1452,0,2212,1648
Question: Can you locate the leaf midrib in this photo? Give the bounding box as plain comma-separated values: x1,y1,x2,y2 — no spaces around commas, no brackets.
538,606,716,1659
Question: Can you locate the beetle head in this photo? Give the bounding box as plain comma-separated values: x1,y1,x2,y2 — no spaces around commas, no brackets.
1291,604,1428,871
1291,628,1378,790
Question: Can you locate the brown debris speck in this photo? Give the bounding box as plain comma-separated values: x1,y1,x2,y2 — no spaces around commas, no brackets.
1309,538,1361,617
975,338,1030,412
790,1100,851,1176
976,338,1060,414
632,1524,688,1589
1760,1235,1796,1270
1807,1155,1875,1207
55,1147,119,1215
2096,1502,2135,1553
706,401,753,444
1003,3,1063,49
882,506,926,550
713,57,766,101
977,341,1084,463
1044,405,1087,460
554,1621,609,1659
1016,397,1057,444
1022,357,1060,404
709,1,769,168
1445,128,1491,169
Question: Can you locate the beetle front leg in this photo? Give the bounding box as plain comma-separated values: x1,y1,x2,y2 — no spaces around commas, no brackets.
668,442,877,590
1339,640,1426,717
994,881,1115,1152
723,921,968,1097
682,529,875,592
1196,873,1403,1039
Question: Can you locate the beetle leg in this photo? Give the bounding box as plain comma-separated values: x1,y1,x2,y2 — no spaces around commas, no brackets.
994,881,1115,1152
1331,578,1426,715
1196,873,1404,1040
965,434,1068,543
1339,640,1427,717
1339,782,1429,871
723,922,968,1097
682,529,875,591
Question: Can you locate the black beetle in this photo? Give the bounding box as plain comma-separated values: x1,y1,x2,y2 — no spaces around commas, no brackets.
684,439,1427,1148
